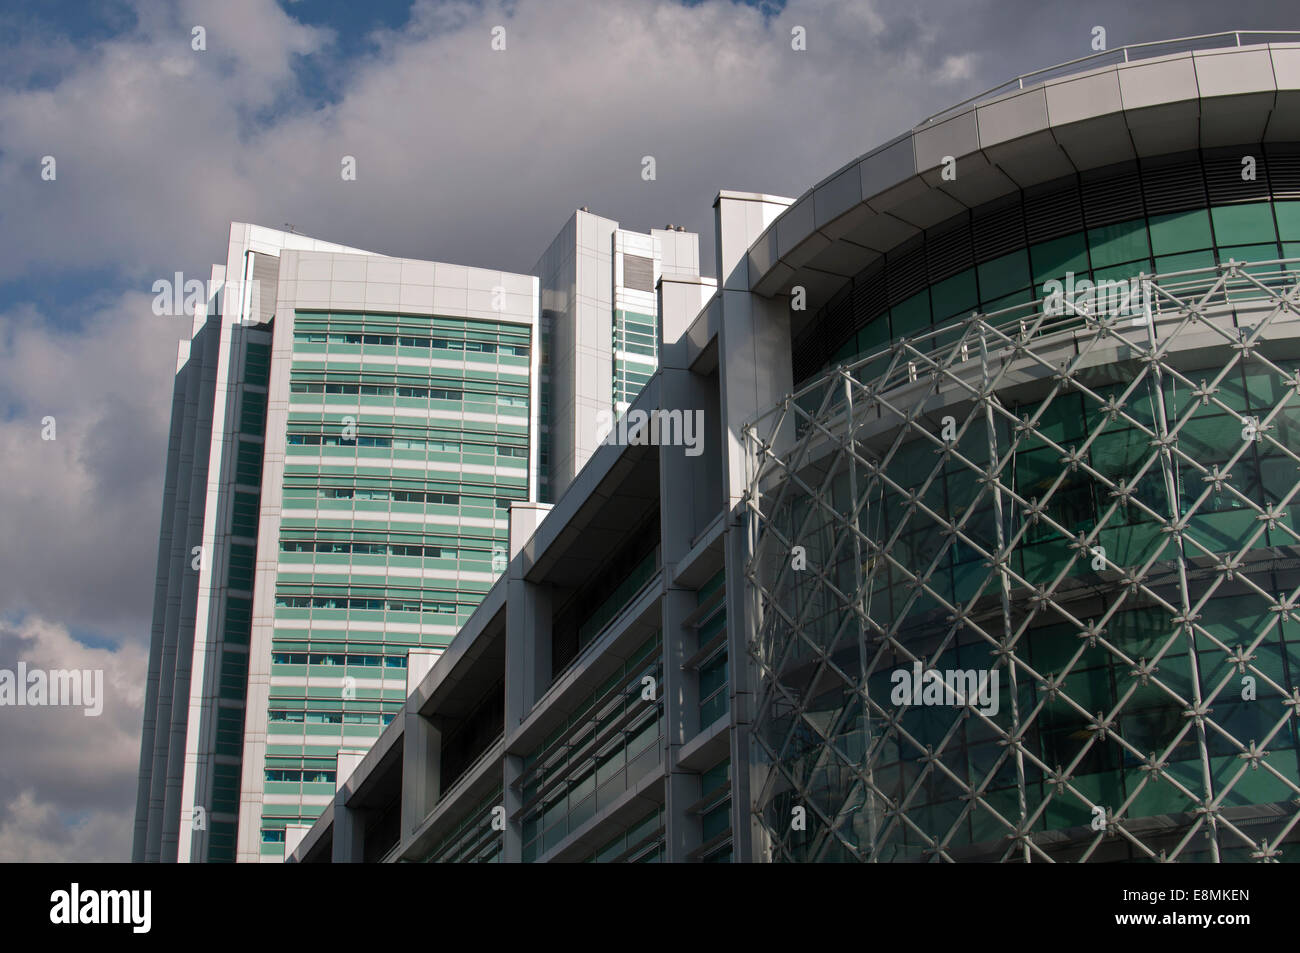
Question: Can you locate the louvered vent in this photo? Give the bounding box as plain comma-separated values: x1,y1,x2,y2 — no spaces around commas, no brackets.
973,202,1026,263
1082,166,1144,228
1266,150,1300,200
792,327,825,385
926,217,973,283
1204,152,1272,205
821,285,855,350
1140,158,1208,215
852,269,888,330
622,253,655,292
250,252,280,325
1025,180,1084,244
886,242,928,305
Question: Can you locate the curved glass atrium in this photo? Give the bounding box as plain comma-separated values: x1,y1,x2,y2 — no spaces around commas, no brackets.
745,249,1300,861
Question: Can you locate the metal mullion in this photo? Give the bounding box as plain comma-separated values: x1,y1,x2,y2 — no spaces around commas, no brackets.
682,629,728,671
536,694,659,813
1137,279,1220,861
686,780,732,816
685,829,734,861
515,672,648,786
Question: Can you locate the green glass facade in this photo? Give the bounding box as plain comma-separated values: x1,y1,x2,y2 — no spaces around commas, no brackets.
754,359,1300,860
748,146,1300,862
518,632,663,862
697,569,729,729
418,785,504,863
793,152,1300,385
257,309,532,854
613,308,658,413
697,759,733,863
581,805,666,863
208,332,271,860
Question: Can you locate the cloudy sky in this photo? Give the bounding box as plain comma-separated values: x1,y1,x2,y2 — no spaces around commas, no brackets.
1,0,1297,863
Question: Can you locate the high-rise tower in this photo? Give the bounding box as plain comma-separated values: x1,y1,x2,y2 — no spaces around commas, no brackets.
134,213,700,861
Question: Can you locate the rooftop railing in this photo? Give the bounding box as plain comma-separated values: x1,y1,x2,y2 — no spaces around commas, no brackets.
919,31,1300,128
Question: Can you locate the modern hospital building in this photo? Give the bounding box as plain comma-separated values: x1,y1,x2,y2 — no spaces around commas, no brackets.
136,33,1300,863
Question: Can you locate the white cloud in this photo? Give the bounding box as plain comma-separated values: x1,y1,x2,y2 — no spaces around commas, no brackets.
937,53,975,83
0,294,185,636
0,0,1278,283
0,0,977,282
0,790,133,863
0,616,147,862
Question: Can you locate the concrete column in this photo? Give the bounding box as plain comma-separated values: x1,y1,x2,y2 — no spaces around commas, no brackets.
659,275,722,535
331,805,367,864
508,502,552,560
661,585,702,862
502,502,553,862
501,752,526,864
725,518,760,863
331,748,369,863
401,713,441,843
283,823,311,861
713,191,794,862
503,575,549,864
714,191,794,509
658,292,712,861
504,580,551,734
504,504,553,733
401,649,443,840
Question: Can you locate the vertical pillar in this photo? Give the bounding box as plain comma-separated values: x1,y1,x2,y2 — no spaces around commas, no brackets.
503,504,553,733
725,519,762,863
657,277,715,861
661,584,701,862
331,748,369,863
714,191,794,862
283,823,311,861
714,191,794,508
660,367,699,861
401,649,443,840
503,502,553,862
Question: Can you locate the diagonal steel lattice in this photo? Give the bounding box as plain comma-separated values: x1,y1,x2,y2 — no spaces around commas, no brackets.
742,259,1300,862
